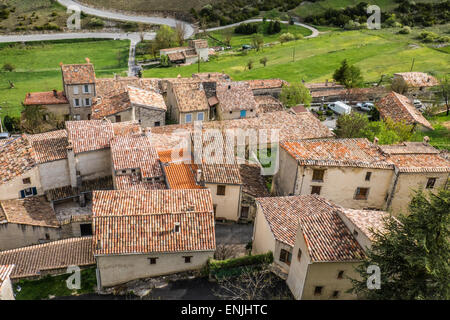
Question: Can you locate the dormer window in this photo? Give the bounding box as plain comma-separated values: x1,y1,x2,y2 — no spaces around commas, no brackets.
174,222,180,233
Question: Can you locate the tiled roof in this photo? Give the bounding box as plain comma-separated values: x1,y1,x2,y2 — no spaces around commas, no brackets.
81,176,114,193
95,77,160,98
168,51,185,61
0,136,37,184
387,153,450,173
110,135,162,178
92,189,213,216
127,86,166,110
340,208,390,241
200,164,242,185
173,82,209,112
305,82,344,90
0,237,95,279
112,121,142,136
239,163,270,198
254,95,285,113
45,185,78,202
191,72,230,80
160,46,189,53
66,119,114,154
311,87,387,99
114,175,167,191
0,265,14,287
94,212,215,255
281,138,391,169
380,142,440,155
23,91,68,106
216,81,257,112
61,63,95,85
245,79,287,90
164,163,203,189
91,92,131,119
0,196,59,228
190,39,208,49
377,92,433,130
394,72,439,87
256,195,365,262
183,49,197,58
26,130,68,163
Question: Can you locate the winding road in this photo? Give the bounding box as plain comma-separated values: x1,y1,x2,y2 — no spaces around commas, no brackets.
0,0,320,75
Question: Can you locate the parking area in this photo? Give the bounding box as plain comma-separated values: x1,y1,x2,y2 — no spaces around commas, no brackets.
215,222,253,245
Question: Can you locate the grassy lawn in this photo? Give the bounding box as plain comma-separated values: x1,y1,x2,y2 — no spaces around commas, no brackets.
14,267,97,300
143,27,449,83
0,39,130,119
411,113,450,150
207,23,312,48
78,0,211,12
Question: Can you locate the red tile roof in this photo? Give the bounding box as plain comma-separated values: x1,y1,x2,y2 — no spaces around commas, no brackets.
127,86,166,110
340,208,390,241
245,79,288,90
254,95,285,113
95,77,160,98
239,163,270,198
387,153,450,173
61,63,95,85
0,196,59,228
114,175,167,191
164,163,203,189
394,72,439,88
377,92,433,130
91,91,131,119
66,119,114,154
23,91,68,106
26,130,68,163
0,237,95,279
281,138,392,169
256,195,365,262
216,81,257,112
0,136,37,185
172,82,209,113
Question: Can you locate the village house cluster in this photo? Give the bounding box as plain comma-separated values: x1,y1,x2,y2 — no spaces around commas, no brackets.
0,60,447,300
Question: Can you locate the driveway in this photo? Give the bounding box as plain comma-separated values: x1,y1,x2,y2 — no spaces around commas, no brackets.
215,223,253,245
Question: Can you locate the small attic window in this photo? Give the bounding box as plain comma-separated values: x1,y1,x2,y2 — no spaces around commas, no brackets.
174,222,180,233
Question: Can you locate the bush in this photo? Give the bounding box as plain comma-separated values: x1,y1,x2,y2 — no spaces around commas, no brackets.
279,32,295,44
2,62,15,72
209,251,273,276
419,31,439,43
88,17,104,28
235,23,258,35
398,26,411,34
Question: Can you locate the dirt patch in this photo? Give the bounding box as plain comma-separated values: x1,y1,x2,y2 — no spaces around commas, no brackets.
442,121,450,129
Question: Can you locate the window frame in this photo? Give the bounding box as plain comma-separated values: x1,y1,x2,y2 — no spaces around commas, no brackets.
197,112,204,121
217,185,226,196
83,84,90,93
314,286,323,296
365,172,372,181
185,113,192,123
312,169,325,182
426,177,437,189
73,86,79,95
183,256,192,263
311,185,321,195
23,177,31,184
73,98,80,107
354,187,369,200
279,249,292,265
148,257,158,265
84,98,91,106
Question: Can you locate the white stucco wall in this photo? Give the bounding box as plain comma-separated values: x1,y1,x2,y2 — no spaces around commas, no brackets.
207,183,241,221
0,167,43,200
251,205,276,255
272,147,299,196
0,277,14,300
0,223,61,250
96,250,214,287
75,149,111,181
38,159,71,191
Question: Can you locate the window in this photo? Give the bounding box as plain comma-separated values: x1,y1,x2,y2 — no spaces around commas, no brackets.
20,187,37,198
312,169,325,182
331,290,340,298
354,187,369,200
45,233,50,240
311,186,321,195
154,121,160,127
184,256,192,263
353,230,359,237
148,257,158,265
23,178,31,184
80,223,93,236
83,84,90,93
74,98,80,107
241,206,249,219
174,223,180,233
115,115,122,123
337,271,344,279
240,110,247,118
426,178,436,189
365,172,372,181
121,170,126,174
87,114,91,120
314,286,323,296
73,86,79,95
213,204,217,216
74,114,81,120
297,249,302,262
279,249,292,265
197,112,204,121
185,113,192,123
85,98,91,106
217,185,226,196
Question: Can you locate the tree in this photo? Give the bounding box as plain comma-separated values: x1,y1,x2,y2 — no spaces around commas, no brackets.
20,105,52,134
154,25,175,50
279,83,312,107
259,57,268,67
437,75,449,115
333,59,364,88
391,77,408,94
350,188,450,299
247,59,254,70
279,32,295,44
214,244,241,260
3,63,15,72
3,115,20,132
223,28,233,46
251,34,264,51
174,21,187,46
334,112,370,138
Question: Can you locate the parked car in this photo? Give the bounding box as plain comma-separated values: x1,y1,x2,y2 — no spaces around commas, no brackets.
328,101,352,115
413,99,426,112
242,44,252,50
0,132,11,140
356,102,374,112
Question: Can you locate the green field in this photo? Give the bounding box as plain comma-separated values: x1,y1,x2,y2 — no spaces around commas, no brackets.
78,0,211,13
143,26,450,83
0,39,130,120
412,113,450,150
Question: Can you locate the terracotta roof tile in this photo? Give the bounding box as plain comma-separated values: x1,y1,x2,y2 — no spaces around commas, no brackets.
95,77,160,98
245,79,288,90
66,119,114,154
378,92,433,130
0,196,59,228
127,86,166,110
26,130,68,163
91,92,131,119
394,72,439,87
23,91,68,106
0,237,95,279
164,163,203,189
190,39,208,49
173,82,209,112
254,95,285,113
114,175,167,191
216,81,257,112
0,265,14,287
340,208,390,241
168,51,185,61
0,136,37,184
61,63,95,85
387,153,450,173
239,163,270,198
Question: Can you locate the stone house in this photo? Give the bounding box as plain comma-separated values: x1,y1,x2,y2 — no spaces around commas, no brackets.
392,72,439,97
93,189,216,287
0,265,15,300
160,39,209,65
245,79,288,98
60,59,96,120
166,81,209,124
23,90,70,121
377,91,434,130
92,86,166,127
215,81,258,120
252,195,388,300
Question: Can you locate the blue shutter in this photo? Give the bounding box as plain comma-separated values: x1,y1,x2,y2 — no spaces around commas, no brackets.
32,187,37,195
20,190,25,198
240,110,246,118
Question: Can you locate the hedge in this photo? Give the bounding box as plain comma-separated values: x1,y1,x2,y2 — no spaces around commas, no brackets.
209,251,273,276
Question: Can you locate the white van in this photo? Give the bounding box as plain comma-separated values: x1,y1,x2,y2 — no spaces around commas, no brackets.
328,101,352,115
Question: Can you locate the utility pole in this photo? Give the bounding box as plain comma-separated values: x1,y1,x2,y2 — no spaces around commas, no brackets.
198,53,200,73
410,58,415,72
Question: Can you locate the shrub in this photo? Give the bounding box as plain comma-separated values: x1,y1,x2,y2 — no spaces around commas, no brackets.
235,23,258,35
398,26,411,34
208,251,274,276
2,62,15,72
279,32,295,44
88,17,104,28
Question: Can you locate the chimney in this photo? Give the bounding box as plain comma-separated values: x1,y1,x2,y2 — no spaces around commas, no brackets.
325,79,328,87
143,128,151,137
59,62,63,67
27,93,31,97
423,136,430,144
96,240,102,250
199,83,203,91
174,222,180,233
228,84,231,90
85,57,90,64
114,73,119,80
373,137,379,145
52,89,58,97
196,169,202,183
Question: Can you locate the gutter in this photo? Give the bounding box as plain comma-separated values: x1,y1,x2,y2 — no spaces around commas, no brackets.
385,167,400,211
